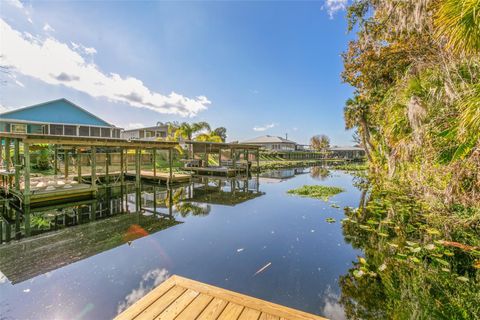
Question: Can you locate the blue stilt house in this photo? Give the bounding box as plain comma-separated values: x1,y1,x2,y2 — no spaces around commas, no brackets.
0,98,121,138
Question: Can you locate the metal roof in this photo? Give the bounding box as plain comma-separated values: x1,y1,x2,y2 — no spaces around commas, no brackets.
241,135,297,144
122,124,169,133
0,98,116,127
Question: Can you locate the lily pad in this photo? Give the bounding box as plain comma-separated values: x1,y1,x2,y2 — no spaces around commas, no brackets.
287,185,345,201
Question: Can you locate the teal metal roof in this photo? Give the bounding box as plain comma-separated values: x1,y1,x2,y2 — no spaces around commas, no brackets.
0,99,114,127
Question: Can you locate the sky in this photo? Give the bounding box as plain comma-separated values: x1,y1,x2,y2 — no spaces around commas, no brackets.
0,0,355,145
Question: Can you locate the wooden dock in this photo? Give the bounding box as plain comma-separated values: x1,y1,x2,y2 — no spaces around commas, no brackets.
184,167,246,177
125,170,191,184
115,275,326,320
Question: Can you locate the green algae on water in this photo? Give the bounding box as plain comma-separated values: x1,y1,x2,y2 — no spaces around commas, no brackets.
287,185,344,201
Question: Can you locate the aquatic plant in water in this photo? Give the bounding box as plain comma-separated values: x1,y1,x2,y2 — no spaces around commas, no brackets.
287,185,344,201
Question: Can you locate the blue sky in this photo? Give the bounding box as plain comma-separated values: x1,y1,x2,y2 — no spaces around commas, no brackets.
0,0,354,145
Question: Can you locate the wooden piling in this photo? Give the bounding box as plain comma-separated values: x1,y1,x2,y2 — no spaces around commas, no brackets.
13,139,20,190
23,142,30,205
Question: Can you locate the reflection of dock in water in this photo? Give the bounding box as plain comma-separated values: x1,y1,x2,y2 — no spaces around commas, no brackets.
0,212,180,284
186,176,264,206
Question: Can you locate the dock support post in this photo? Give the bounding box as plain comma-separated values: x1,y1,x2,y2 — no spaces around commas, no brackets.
23,142,30,206
105,150,110,185
13,139,20,190
0,137,3,168
153,148,156,178
135,149,141,189
168,148,173,182
64,149,69,179
246,150,249,177
91,147,97,189
256,149,260,172
204,145,207,167
77,148,82,183
54,145,58,175
5,138,10,172
120,148,125,185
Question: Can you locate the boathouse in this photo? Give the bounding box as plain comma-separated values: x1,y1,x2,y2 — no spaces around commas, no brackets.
0,98,122,138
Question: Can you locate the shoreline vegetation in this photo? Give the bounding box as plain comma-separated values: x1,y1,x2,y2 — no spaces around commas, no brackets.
339,1,480,316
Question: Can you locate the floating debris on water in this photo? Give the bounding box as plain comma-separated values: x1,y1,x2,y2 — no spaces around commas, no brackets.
253,262,272,276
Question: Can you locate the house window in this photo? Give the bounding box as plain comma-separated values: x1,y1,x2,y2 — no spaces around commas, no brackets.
101,128,111,137
29,124,44,134
64,125,77,136
90,127,100,137
11,124,27,134
79,126,90,136
112,129,120,138
50,124,63,135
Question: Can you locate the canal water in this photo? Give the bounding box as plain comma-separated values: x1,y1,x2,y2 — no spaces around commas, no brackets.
1,167,477,319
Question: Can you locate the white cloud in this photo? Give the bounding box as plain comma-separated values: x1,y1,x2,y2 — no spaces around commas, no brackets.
5,0,23,9
0,19,211,117
324,0,348,18
43,23,55,32
253,123,276,132
71,42,97,55
117,268,169,314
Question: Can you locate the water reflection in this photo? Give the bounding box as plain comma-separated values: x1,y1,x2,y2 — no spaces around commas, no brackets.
310,166,331,181
0,169,363,319
339,184,480,319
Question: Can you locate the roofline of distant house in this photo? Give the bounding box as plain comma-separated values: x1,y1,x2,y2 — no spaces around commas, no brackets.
122,124,169,133
0,98,116,128
241,135,297,144
0,118,122,129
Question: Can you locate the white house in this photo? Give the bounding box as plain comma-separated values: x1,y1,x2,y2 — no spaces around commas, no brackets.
241,135,297,151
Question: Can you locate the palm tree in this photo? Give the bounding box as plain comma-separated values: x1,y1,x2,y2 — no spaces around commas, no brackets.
344,96,373,161
435,0,480,55
195,132,223,143
212,127,227,142
174,122,211,141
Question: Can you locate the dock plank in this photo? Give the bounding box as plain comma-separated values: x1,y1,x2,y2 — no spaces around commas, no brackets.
175,293,214,320
115,275,327,320
258,313,279,320
197,297,229,320
238,308,261,320
115,276,177,320
218,302,244,319
156,288,199,320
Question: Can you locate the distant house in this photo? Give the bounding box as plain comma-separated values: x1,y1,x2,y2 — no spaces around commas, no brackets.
121,124,169,141
241,135,297,151
328,146,365,159
0,98,121,138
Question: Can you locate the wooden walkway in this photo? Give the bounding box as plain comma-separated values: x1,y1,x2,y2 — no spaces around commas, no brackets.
115,275,326,320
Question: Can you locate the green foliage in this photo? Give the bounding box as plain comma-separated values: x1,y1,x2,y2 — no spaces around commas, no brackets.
340,187,480,319
34,148,51,170
342,0,480,206
287,185,344,201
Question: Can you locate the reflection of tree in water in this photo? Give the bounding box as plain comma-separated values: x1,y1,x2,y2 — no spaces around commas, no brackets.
310,166,330,180
175,202,211,217
166,187,211,217
339,188,480,319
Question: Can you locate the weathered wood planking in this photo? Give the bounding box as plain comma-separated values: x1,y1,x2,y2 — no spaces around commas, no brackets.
115,275,327,320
